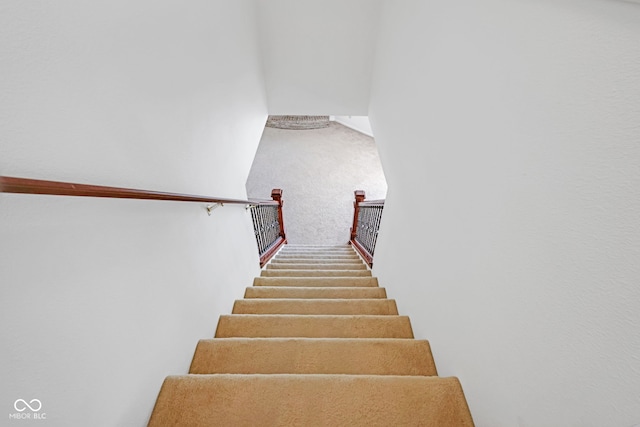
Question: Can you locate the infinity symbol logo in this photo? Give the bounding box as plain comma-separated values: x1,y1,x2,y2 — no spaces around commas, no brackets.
14,399,42,412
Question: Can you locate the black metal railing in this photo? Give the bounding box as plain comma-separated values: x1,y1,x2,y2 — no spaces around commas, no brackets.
250,189,286,267
350,190,384,267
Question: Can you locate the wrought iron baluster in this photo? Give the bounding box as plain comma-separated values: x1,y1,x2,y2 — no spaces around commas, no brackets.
253,206,264,254
249,189,286,267
358,207,367,252
349,190,385,267
368,207,375,254
267,206,277,248
371,206,382,255
250,207,260,252
261,206,269,253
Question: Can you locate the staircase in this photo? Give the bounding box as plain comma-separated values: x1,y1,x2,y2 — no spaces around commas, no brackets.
148,245,474,426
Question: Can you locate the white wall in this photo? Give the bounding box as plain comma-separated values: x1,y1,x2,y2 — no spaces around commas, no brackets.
333,116,374,137
369,0,640,426
256,0,381,115
0,1,266,425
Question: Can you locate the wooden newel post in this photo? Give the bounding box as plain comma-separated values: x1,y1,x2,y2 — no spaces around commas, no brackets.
271,188,286,240
350,190,366,241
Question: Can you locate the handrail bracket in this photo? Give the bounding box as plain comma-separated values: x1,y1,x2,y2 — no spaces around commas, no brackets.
206,203,223,216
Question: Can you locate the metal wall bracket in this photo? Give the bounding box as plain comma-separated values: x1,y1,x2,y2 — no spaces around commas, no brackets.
206,203,223,216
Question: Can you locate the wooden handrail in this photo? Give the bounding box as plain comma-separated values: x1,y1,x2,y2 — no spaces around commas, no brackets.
2,175,287,267
359,199,385,206
0,176,277,206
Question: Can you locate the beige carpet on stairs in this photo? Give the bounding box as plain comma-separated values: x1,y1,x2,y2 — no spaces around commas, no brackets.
148,244,475,426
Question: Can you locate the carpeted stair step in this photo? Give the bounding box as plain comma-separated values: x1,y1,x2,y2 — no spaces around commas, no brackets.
277,253,357,258
277,247,358,253
266,263,367,270
261,269,372,277
280,246,354,251
273,253,360,260
148,374,474,427
270,258,363,264
189,338,437,375
232,299,398,315
215,314,413,338
244,286,387,299
279,246,356,251
253,277,379,287
148,241,476,425
283,245,352,249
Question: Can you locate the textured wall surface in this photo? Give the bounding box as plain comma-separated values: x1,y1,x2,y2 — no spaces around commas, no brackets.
0,1,266,425
369,0,640,426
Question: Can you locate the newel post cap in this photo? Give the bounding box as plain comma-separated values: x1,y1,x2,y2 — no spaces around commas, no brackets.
271,189,283,202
